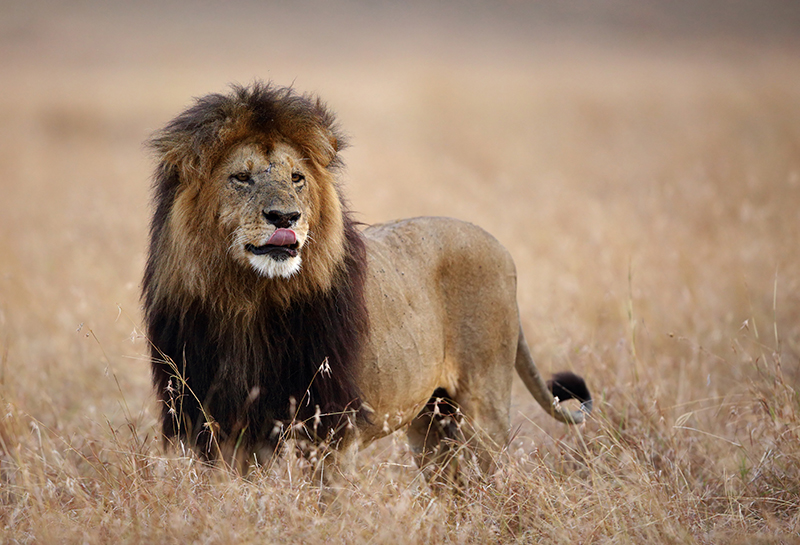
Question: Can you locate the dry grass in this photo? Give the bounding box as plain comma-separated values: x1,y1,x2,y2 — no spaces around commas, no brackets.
1,2,799,543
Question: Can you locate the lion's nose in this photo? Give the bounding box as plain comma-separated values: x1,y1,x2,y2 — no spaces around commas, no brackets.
263,209,301,228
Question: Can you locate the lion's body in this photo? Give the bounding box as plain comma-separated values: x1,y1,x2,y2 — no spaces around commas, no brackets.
356,218,518,447
144,82,590,478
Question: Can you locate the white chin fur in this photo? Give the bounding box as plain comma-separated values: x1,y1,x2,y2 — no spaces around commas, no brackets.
247,254,302,279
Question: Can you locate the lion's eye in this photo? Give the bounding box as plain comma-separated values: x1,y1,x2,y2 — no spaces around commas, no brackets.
291,172,305,184
232,172,251,183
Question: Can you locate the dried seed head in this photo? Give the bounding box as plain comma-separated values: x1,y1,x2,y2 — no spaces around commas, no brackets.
319,357,331,377
382,414,390,433
313,404,322,433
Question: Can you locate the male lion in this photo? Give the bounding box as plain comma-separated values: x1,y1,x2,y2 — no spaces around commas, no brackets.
143,82,591,481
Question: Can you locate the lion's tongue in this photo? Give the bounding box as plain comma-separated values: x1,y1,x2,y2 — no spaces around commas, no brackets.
267,228,297,247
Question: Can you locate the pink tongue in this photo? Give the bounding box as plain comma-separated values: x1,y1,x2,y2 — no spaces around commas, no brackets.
267,228,297,247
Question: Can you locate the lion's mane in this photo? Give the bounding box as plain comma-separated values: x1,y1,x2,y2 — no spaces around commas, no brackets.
142,83,368,455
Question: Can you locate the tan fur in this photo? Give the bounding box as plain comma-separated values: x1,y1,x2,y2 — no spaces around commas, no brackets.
355,217,589,478
145,83,590,483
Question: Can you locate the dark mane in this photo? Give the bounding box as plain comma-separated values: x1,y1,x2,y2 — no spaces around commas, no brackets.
147,217,368,456
142,82,367,461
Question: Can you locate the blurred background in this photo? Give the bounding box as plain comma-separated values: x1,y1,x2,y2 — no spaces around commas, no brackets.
1,0,798,442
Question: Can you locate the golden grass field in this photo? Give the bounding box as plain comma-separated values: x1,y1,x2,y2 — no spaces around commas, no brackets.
1,1,799,542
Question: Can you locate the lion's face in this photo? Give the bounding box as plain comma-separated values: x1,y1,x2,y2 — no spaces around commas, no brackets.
215,141,317,279
149,83,350,306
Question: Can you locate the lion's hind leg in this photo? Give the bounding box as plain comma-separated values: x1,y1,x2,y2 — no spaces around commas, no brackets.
406,388,473,489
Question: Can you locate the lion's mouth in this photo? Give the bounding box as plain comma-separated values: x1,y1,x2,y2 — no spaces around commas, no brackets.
245,228,299,261
245,243,299,260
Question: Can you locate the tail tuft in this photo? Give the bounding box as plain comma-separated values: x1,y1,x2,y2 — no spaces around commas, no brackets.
547,371,593,414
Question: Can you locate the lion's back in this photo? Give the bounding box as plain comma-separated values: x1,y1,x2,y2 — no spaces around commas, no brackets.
363,216,517,286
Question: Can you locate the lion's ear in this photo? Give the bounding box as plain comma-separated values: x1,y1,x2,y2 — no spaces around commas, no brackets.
321,133,340,168
150,139,199,185
319,125,348,168
149,129,191,169
308,128,340,168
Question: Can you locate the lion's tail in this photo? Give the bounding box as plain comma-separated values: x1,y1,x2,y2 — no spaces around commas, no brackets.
515,327,592,424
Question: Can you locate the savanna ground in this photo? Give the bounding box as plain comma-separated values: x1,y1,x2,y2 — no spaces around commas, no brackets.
1,1,799,543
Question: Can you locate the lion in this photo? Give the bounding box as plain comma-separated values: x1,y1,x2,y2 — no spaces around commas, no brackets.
143,82,592,482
